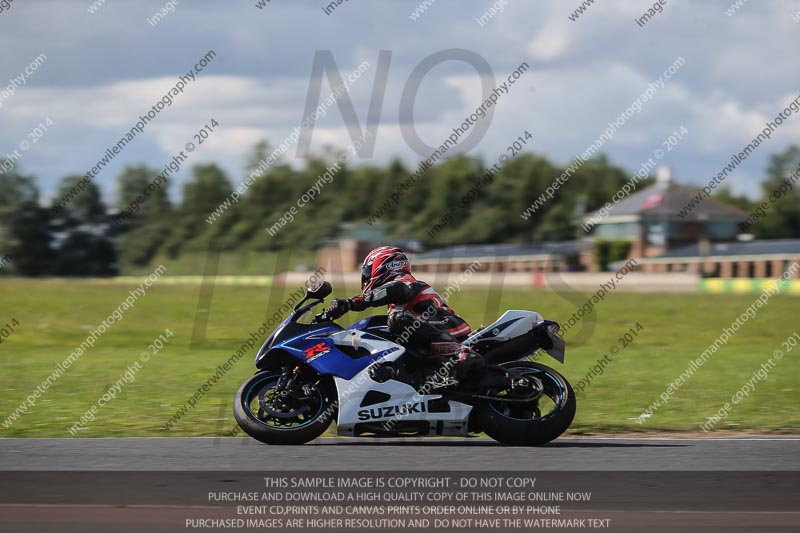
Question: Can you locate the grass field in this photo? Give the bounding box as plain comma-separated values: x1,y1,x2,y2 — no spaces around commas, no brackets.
1,278,798,438
124,251,317,276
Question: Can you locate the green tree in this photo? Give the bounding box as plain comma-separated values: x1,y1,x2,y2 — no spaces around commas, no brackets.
182,164,234,223
0,173,52,276
114,166,174,268
713,187,753,212
54,175,106,224
163,164,234,255
753,145,800,239
51,175,117,276
116,165,171,222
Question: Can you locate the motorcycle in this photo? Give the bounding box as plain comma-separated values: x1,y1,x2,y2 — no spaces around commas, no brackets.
233,281,575,446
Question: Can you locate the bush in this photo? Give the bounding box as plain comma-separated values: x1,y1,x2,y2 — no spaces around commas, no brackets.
594,240,611,271
594,239,631,271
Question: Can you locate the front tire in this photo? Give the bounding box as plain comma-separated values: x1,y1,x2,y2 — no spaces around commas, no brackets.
476,361,576,446
233,370,335,445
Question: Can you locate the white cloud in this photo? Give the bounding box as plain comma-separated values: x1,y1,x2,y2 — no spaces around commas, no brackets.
0,0,797,203
526,21,572,62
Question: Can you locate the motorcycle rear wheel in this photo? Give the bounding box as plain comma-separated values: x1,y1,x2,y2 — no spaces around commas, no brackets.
476,361,576,446
233,370,335,445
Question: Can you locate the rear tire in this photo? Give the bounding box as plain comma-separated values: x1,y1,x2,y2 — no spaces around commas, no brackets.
233,371,335,445
476,361,575,446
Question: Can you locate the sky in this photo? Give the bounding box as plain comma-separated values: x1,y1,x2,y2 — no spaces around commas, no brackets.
1,0,798,205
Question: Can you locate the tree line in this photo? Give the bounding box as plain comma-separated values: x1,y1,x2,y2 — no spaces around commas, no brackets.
0,143,798,276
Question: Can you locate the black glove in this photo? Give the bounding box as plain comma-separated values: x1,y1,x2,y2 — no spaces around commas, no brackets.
349,295,367,311
327,298,350,320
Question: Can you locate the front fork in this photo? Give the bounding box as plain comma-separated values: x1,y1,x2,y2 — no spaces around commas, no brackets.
275,365,323,402
276,365,301,391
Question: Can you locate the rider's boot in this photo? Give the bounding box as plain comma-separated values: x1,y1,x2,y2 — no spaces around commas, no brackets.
426,346,485,390
453,345,486,383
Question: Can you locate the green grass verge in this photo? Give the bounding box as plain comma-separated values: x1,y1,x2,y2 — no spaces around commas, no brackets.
0,279,797,437
123,250,318,276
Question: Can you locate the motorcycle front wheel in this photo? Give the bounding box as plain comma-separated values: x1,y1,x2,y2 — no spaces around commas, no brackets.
233,370,335,445
476,361,576,446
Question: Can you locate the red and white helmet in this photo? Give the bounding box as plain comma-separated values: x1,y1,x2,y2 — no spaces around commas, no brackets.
361,246,411,292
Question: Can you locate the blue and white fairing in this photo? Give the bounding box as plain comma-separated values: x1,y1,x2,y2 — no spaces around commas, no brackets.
255,309,472,436
326,328,472,436
254,306,558,437
255,321,375,380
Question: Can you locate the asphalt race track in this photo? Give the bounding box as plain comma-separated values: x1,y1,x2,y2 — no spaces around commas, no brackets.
1,437,798,532
0,436,799,471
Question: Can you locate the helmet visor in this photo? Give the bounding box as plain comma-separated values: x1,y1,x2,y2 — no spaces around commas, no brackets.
361,262,372,288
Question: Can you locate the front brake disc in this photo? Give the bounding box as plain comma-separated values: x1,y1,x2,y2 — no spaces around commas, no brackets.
259,389,310,419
